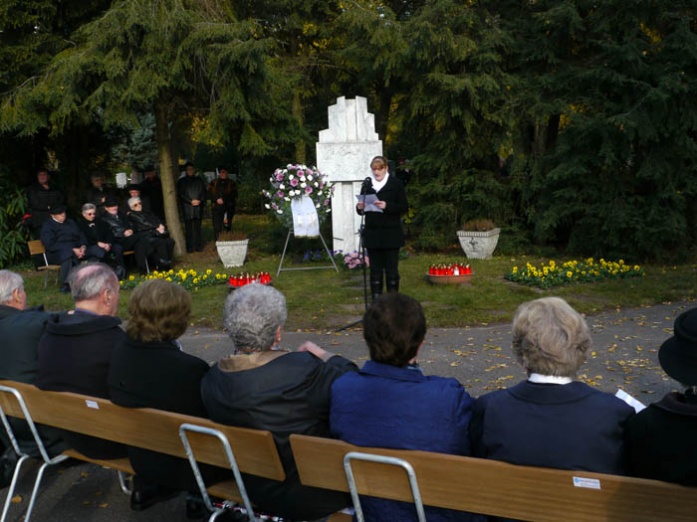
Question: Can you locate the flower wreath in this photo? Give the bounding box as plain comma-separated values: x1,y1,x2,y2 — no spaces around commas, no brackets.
262,164,334,230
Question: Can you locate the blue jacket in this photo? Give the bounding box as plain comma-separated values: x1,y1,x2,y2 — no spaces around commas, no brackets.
471,380,635,475
330,360,478,522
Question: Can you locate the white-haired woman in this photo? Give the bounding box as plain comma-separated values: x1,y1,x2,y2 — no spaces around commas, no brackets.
201,283,357,520
471,297,634,475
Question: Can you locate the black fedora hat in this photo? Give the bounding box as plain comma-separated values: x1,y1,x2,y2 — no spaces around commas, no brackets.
659,308,697,386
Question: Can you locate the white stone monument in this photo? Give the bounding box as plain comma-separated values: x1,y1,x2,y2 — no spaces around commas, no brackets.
317,96,383,254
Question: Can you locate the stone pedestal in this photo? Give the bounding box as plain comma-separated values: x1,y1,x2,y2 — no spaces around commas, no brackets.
317,96,382,254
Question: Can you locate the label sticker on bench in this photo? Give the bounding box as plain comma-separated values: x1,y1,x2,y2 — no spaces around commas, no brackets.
85,400,99,410
573,477,601,490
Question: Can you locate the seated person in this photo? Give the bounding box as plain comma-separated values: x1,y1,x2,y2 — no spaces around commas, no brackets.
201,284,356,521
127,196,174,271
627,308,697,485
39,204,87,293
101,196,151,275
330,293,479,522
36,263,127,459
76,203,125,279
471,297,635,476
109,279,223,514
0,270,66,479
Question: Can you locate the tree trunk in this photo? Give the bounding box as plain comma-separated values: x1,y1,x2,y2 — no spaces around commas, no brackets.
154,98,185,258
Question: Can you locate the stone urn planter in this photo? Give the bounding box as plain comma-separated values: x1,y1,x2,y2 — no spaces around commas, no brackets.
216,238,249,268
457,228,500,260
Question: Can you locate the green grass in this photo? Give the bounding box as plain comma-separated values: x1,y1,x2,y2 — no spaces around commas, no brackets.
14,214,697,331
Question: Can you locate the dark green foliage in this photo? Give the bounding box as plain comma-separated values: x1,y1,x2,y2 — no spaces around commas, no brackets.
0,172,28,268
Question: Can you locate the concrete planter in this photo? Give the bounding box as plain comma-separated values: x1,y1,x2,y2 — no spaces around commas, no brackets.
457,228,500,259
216,239,249,268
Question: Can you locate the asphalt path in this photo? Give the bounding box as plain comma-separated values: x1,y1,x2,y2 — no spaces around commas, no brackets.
2,299,693,521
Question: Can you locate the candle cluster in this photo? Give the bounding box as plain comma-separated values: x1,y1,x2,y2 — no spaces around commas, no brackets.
428,263,472,276
229,272,272,288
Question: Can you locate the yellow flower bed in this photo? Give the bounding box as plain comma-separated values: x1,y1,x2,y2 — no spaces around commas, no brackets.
119,268,229,291
506,258,643,289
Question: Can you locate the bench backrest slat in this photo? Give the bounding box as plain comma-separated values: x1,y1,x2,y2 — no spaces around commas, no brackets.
0,381,285,481
290,434,697,522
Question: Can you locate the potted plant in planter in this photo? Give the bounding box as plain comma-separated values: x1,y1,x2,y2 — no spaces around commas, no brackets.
215,230,249,267
457,218,500,259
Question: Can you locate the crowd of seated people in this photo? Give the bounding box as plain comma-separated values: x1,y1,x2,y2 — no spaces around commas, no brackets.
2,260,696,520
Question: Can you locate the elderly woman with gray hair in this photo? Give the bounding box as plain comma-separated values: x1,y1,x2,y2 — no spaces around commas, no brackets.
201,283,356,521
471,297,634,475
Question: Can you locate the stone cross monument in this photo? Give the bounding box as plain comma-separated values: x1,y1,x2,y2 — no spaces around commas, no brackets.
316,96,383,254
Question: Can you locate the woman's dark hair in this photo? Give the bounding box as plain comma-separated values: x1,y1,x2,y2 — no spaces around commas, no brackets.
363,293,426,367
126,279,191,342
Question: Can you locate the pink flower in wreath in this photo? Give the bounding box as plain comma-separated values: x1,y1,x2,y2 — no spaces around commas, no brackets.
275,171,284,182
305,186,313,195
290,178,299,187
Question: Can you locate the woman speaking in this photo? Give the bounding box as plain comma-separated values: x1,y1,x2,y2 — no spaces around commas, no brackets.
356,155,409,300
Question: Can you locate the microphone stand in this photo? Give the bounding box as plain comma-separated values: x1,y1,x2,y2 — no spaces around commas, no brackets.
336,182,371,332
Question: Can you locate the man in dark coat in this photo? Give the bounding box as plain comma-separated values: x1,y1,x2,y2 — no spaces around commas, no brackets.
207,167,238,239
76,203,125,279
201,284,356,521
40,205,87,293
139,166,165,220
36,263,127,459
0,271,66,471
177,161,206,252
85,174,114,215
101,196,151,275
26,168,65,239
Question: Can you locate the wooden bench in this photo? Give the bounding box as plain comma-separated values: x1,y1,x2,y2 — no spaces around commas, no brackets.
290,434,697,522
0,380,285,521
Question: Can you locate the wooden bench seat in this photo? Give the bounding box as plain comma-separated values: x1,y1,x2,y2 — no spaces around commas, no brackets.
0,380,285,520
290,434,697,522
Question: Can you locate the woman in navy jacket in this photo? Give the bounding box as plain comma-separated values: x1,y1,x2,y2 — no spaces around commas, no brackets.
471,297,635,476
331,293,479,522
356,156,408,300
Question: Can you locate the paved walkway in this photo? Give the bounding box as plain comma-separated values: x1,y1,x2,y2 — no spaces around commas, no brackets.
1,299,693,521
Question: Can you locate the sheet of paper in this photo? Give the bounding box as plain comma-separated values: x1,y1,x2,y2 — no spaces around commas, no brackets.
356,194,383,213
615,389,647,413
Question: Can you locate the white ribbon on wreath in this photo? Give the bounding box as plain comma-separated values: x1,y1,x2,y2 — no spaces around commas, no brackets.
291,195,320,237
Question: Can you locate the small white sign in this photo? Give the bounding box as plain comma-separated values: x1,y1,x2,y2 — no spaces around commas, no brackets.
573,477,601,490
85,400,99,410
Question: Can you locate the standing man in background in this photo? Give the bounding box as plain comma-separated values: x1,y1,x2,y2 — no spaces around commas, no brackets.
27,168,65,239
177,162,205,252
207,166,238,240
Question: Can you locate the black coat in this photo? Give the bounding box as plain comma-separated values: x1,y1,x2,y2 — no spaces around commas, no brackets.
36,311,127,459
627,391,697,485
201,351,357,520
0,305,65,456
76,217,115,246
128,209,165,237
40,218,87,264
27,183,65,230
140,177,165,219
101,210,132,242
177,175,206,220
109,338,221,490
359,174,408,249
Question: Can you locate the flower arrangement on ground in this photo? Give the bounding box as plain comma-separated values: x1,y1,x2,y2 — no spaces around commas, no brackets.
343,251,369,269
262,164,334,229
505,258,644,289
119,268,229,291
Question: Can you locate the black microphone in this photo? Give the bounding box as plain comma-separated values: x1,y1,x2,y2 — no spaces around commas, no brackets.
360,177,372,195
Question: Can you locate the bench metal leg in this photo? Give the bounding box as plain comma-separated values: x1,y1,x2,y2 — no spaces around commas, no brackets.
343,451,427,522
0,385,69,522
117,471,133,495
179,423,256,522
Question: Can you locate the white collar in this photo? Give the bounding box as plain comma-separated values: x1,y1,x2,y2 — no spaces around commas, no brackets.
528,373,573,385
372,172,389,192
